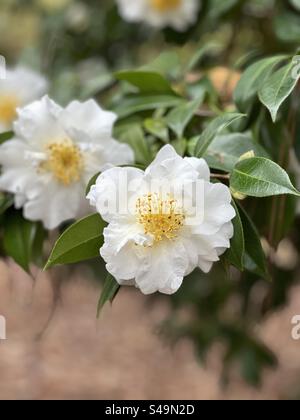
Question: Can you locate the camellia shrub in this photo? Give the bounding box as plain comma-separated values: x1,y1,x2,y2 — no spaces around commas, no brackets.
1,0,300,385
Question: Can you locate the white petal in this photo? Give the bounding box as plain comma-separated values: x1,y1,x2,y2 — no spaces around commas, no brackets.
135,241,189,295
192,182,235,235
184,157,210,181
145,144,179,173
0,139,43,199
101,138,135,167
61,99,117,140
116,0,147,21
116,0,201,31
145,145,199,190
13,96,63,146
23,182,84,230
87,166,144,223
0,66,48,104
100,217,146,281
197,258,214,273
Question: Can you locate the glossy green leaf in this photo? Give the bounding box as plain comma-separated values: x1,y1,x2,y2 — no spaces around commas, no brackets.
238,204,268,279
259,55,300,122
234,55,287,112
44,213,106,269
97,273,120,317
194,113,245,157
230,157,300,197
225,201,245,270
3,211,44,273
203,133,269,172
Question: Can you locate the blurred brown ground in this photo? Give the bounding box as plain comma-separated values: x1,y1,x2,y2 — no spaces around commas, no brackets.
0,259,300,400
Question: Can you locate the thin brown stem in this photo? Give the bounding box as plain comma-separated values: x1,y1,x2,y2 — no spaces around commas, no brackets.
210,173,230,180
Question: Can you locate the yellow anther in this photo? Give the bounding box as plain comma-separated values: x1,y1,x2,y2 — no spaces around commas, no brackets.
136,193,184,243
40,139,84,185
150,0,181,12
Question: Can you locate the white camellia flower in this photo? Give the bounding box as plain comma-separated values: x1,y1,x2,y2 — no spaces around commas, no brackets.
0,66,48,132
116,0,200,32
88,145,235,295
0,95,134,230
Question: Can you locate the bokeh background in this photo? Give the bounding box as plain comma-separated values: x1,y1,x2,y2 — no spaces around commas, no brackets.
1,0,300,400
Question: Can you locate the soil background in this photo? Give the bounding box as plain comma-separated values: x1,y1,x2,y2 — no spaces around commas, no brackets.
1,259,300,400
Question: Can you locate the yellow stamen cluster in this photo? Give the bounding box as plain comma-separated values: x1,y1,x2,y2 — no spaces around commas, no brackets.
150,0,181,12
0,95,19,125
136,193,185,243
40,139,84,186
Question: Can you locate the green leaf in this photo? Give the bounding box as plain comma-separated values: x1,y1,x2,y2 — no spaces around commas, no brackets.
259,55,300,122
194,113,245,157
115,70,176,95
186,42,221,72
0,131,13,144
234,55,288,112
172,137,187,156
225,201,245,270
115,123,152,165
166,97,203,138
274,13,300,43
79,73,114,100
144,118,169,143
238,204,268,279
0,193,14,215
44,213,106,269
141,51,181,79
3,211,44,273
203,133,269,172
207,0,239,20
86,172,100,196
230,157,300,197
113,95,185,119
97,273,120,317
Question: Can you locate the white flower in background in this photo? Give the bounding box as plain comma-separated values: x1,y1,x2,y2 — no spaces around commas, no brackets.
116,0,200,32
0,96,134,229
88,145,235,295
0,66,48,132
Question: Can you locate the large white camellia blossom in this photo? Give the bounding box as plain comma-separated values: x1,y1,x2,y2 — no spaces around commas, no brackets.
88,145,235,295
116,0,200,32
0,66,48,132
0,95,134,229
